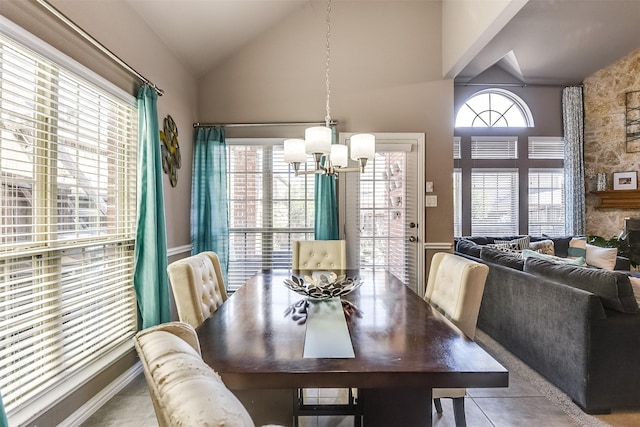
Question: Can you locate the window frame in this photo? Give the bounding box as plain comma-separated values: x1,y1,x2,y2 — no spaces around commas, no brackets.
0,18,138,424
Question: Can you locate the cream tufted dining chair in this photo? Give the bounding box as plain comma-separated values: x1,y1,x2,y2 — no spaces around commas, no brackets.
423,252,490,427
167,251,227,329
292,240,346,270
134,322,284,427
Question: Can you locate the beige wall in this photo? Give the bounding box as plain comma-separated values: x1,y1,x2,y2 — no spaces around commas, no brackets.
441,0,528,78
584,48,640,238
199,0,455,246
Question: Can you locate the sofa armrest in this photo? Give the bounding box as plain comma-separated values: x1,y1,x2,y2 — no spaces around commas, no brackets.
614,256,631,271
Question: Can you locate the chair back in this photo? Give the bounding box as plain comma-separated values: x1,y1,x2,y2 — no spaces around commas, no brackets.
424,252,489,339
292,240,346,270
134,322,256,427
167,251,227,328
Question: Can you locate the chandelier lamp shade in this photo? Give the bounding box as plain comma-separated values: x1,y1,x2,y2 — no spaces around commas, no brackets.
283,132,375,176
282,0,375,177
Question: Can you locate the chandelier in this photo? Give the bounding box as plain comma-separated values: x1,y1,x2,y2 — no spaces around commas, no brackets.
283,0,375,176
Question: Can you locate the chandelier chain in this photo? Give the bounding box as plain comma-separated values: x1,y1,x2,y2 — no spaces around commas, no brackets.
324,0,332,127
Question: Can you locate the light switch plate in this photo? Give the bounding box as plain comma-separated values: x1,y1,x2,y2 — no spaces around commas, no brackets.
425,195,438,207
425,181,434,193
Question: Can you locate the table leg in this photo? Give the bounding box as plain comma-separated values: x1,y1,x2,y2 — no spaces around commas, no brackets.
360,388,432,426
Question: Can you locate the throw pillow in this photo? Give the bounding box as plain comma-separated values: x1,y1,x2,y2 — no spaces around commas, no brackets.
529,239,555,256
627,275,640,306
494,236,530,251
567,237,587,260
521,249,586,266
585,244,618,270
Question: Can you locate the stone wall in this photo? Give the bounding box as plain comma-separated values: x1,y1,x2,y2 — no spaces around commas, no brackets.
584,48,640,238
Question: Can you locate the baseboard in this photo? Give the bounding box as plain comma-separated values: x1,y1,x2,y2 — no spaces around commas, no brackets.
58,362,142,427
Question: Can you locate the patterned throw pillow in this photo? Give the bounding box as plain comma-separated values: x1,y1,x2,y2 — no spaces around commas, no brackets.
568,237,587,260
494,236,531,252
529,239,555,256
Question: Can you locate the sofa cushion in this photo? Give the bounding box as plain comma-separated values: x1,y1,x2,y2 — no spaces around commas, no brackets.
568,237,587,260
586,244,618,270
541,235,573,258
456,239,482,258
480,246,525,270
521,249,586,266
494,236,530,251
529,239,555,255
524,257,639,314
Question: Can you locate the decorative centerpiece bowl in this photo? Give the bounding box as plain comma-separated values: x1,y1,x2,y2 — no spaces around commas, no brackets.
283,271,363,300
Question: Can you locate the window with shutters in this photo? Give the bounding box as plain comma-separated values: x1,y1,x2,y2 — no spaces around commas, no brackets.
0,23,137,421
454,89,564,236
226,139,315,291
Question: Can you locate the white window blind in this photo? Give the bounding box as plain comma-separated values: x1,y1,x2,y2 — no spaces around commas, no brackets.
471,169,518,235
528,136,564,159
0,24,137,419
453,168,462,237
529,169,565,235
471,136,518,159
453,136,461,160
226,140,314,291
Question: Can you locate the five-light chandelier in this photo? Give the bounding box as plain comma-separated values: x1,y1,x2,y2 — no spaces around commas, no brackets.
283,0,375,177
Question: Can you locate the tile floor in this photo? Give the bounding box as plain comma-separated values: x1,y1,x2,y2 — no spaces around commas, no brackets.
81,344,640,427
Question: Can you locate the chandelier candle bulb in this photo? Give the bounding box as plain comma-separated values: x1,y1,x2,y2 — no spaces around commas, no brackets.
305,126,332,155
283,139,307,163
331,144,349,168
350,133,376,161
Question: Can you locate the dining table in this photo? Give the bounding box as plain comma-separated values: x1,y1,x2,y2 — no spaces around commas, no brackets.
196,269,508,426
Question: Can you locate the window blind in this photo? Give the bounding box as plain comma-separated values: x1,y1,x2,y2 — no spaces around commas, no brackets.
453,169,462,237
471,169,519,235
528,169,565,235
528,136,564,159
471,136,518,159
226,140,314,291
0,25,137,419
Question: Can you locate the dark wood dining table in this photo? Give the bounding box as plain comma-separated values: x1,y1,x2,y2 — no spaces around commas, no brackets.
197,269,508,426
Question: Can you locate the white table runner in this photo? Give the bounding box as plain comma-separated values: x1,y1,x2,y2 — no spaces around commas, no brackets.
303,297,355,358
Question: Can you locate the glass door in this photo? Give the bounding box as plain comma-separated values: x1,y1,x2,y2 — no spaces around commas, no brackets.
339,133,425,294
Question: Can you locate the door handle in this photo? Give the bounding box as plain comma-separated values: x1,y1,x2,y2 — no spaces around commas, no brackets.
409,236,417,242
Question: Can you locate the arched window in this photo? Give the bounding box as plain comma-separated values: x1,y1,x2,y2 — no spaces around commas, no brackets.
455,88,534,127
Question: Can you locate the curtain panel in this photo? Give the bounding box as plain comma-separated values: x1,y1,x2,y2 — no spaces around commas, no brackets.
562,86,586,235
191,127,230,284
133,85,171,329
314,126,339,240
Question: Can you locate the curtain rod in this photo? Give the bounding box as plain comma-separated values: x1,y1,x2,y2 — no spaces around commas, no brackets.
35,0,164,96
193,120,338,129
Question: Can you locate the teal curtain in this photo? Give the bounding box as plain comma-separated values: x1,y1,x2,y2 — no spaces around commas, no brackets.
314,126,339,240
191,127,229,283
0,391,7,427
133,85,171,329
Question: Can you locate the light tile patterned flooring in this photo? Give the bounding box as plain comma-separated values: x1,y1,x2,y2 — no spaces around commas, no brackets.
81,341,640,427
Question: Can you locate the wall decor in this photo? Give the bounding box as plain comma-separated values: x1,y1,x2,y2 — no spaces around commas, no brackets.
160,114,181,187
613,171,637,190
625,90,640,152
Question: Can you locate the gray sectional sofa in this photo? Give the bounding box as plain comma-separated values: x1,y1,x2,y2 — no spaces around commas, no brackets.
455,236,640,414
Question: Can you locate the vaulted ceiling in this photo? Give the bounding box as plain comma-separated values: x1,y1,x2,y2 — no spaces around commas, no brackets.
125,0,640,85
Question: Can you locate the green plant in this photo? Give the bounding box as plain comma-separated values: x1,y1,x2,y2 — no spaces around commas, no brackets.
587,235,640,267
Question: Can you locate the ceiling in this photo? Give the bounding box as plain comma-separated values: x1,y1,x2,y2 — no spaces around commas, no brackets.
125,0,640,85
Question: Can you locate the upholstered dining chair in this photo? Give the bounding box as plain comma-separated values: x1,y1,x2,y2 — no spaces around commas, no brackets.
167,251,227,329
134,322,283,427
292,239,347,270
423,252,490,427
291,240,358,425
